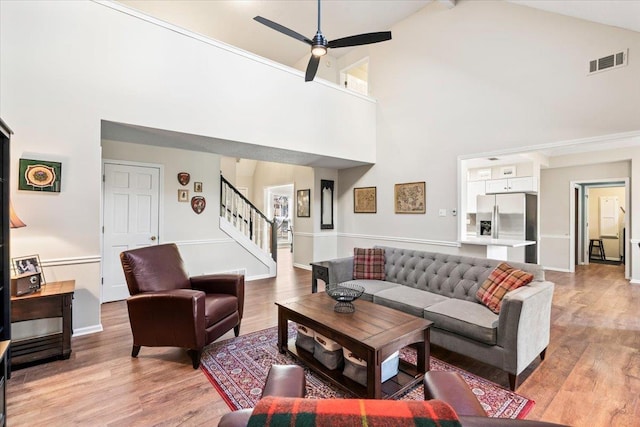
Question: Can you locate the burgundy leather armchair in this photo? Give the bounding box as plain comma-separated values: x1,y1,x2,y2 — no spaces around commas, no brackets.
120,243,245,369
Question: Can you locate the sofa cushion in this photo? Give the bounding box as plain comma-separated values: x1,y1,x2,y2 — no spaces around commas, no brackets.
476,262,533,314
353,248,386,280
425,299,498,345
374,286,449,317
340,280,401,302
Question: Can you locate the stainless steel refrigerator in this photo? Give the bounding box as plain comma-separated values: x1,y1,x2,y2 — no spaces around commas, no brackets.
476,193,538,263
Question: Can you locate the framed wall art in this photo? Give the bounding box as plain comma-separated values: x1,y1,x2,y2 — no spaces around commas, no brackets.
394,181,426,214
191,196,206,214
297,189,310,218
500,165,516,177
177,172,190,186
194,182,203,192
178,189,189,202
477,168,492,180
12,254,46,284
354,186,376,213
18,158,62,192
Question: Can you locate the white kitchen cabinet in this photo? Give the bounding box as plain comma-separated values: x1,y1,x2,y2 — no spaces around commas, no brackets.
486,176,537,194
467,180,486,213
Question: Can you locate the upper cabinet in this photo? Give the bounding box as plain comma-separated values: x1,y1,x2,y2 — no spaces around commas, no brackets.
485,176,537,194
467,180,486,213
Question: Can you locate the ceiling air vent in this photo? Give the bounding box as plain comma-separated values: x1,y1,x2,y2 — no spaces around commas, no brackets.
589,49,628,75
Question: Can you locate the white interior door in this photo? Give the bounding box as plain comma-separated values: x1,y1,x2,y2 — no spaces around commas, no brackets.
102,162,160,302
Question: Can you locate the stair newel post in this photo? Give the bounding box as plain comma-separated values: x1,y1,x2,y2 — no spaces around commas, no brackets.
270,217,278,264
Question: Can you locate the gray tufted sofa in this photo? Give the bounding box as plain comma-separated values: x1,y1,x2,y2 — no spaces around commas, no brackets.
324,246,554,390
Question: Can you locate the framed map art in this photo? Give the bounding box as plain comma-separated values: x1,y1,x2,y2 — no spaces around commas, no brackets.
354,186,377,213
394,181,426,214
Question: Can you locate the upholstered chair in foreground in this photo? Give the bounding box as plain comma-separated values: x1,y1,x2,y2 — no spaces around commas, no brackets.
120,243,245,368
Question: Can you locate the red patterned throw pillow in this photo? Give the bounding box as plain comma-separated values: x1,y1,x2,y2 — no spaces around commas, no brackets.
353,248,385,280
476,262,533,314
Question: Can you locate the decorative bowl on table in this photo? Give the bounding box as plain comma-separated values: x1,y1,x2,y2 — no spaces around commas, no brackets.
326,283,365,313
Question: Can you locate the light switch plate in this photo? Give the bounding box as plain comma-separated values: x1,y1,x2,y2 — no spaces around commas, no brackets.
439,208,447,217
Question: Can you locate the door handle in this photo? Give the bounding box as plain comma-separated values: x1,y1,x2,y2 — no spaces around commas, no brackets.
150,236,157,241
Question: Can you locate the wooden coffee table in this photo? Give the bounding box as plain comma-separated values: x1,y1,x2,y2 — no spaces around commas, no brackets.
276,292,432,399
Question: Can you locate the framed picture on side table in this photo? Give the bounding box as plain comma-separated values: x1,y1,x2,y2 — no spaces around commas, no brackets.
12,254,46,284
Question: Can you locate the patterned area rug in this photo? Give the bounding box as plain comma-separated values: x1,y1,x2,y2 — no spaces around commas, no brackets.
201,324,534,419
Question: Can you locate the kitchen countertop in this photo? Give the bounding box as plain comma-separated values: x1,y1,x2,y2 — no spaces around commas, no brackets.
459,237,536,247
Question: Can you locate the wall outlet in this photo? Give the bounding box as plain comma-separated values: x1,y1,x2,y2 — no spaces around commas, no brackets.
439,208,447,217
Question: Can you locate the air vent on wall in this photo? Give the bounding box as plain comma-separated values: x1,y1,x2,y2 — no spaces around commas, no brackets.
589,49,628,75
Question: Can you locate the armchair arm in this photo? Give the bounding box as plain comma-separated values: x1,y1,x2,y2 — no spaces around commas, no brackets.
191,274,245,320
325,256,354,284
497,281,555,375
191,274,244,295
127,289,206,349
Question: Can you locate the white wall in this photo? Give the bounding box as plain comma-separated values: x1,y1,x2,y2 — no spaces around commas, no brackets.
102,140,271,276
336,1,640,262
539,160,630,271
0,1,376,332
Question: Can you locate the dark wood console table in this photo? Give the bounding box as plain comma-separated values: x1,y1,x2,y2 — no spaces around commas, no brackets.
10,280,75,366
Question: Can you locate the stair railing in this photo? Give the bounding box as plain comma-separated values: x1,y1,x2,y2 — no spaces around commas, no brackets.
220,175,277,262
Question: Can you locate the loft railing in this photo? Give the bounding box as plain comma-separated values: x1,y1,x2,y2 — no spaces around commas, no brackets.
220,175,277,263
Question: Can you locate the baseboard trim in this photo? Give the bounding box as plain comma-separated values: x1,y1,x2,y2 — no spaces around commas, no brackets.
543,266,572,273
73,324,104,337
293,263,312,271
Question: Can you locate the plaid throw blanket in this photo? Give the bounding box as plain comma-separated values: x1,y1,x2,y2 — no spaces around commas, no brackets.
247,396,462,427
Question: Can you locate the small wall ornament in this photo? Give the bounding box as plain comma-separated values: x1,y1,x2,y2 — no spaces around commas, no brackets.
191,196,206,214
19,158,62,192
177,172,190,186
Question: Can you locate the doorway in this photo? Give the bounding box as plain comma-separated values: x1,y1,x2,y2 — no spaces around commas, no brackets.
102,160,161,302
340,58,369,95
573,179,628,276
265,184,294,249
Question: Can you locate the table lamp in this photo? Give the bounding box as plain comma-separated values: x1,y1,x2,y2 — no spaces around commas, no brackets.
9,201,26,229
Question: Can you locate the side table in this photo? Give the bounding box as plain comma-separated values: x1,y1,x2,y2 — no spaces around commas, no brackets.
11,280,75,366
310,261,329,293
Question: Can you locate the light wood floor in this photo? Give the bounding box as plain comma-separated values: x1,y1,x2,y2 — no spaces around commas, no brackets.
6,251,639,426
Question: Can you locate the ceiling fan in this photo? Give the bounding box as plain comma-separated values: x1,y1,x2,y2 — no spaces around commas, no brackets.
254,0,392,82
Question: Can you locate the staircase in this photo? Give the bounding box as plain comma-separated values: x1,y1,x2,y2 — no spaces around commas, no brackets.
220,175,277,276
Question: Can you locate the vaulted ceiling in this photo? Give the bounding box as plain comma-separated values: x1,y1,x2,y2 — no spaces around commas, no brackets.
117,0,640,68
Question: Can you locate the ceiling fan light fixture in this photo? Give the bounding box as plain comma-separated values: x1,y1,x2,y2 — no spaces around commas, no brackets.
311,45,327,57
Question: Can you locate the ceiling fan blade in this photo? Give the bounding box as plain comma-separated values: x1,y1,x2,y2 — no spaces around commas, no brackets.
254,16,312,45
328,31,392,49
305,55,320,82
